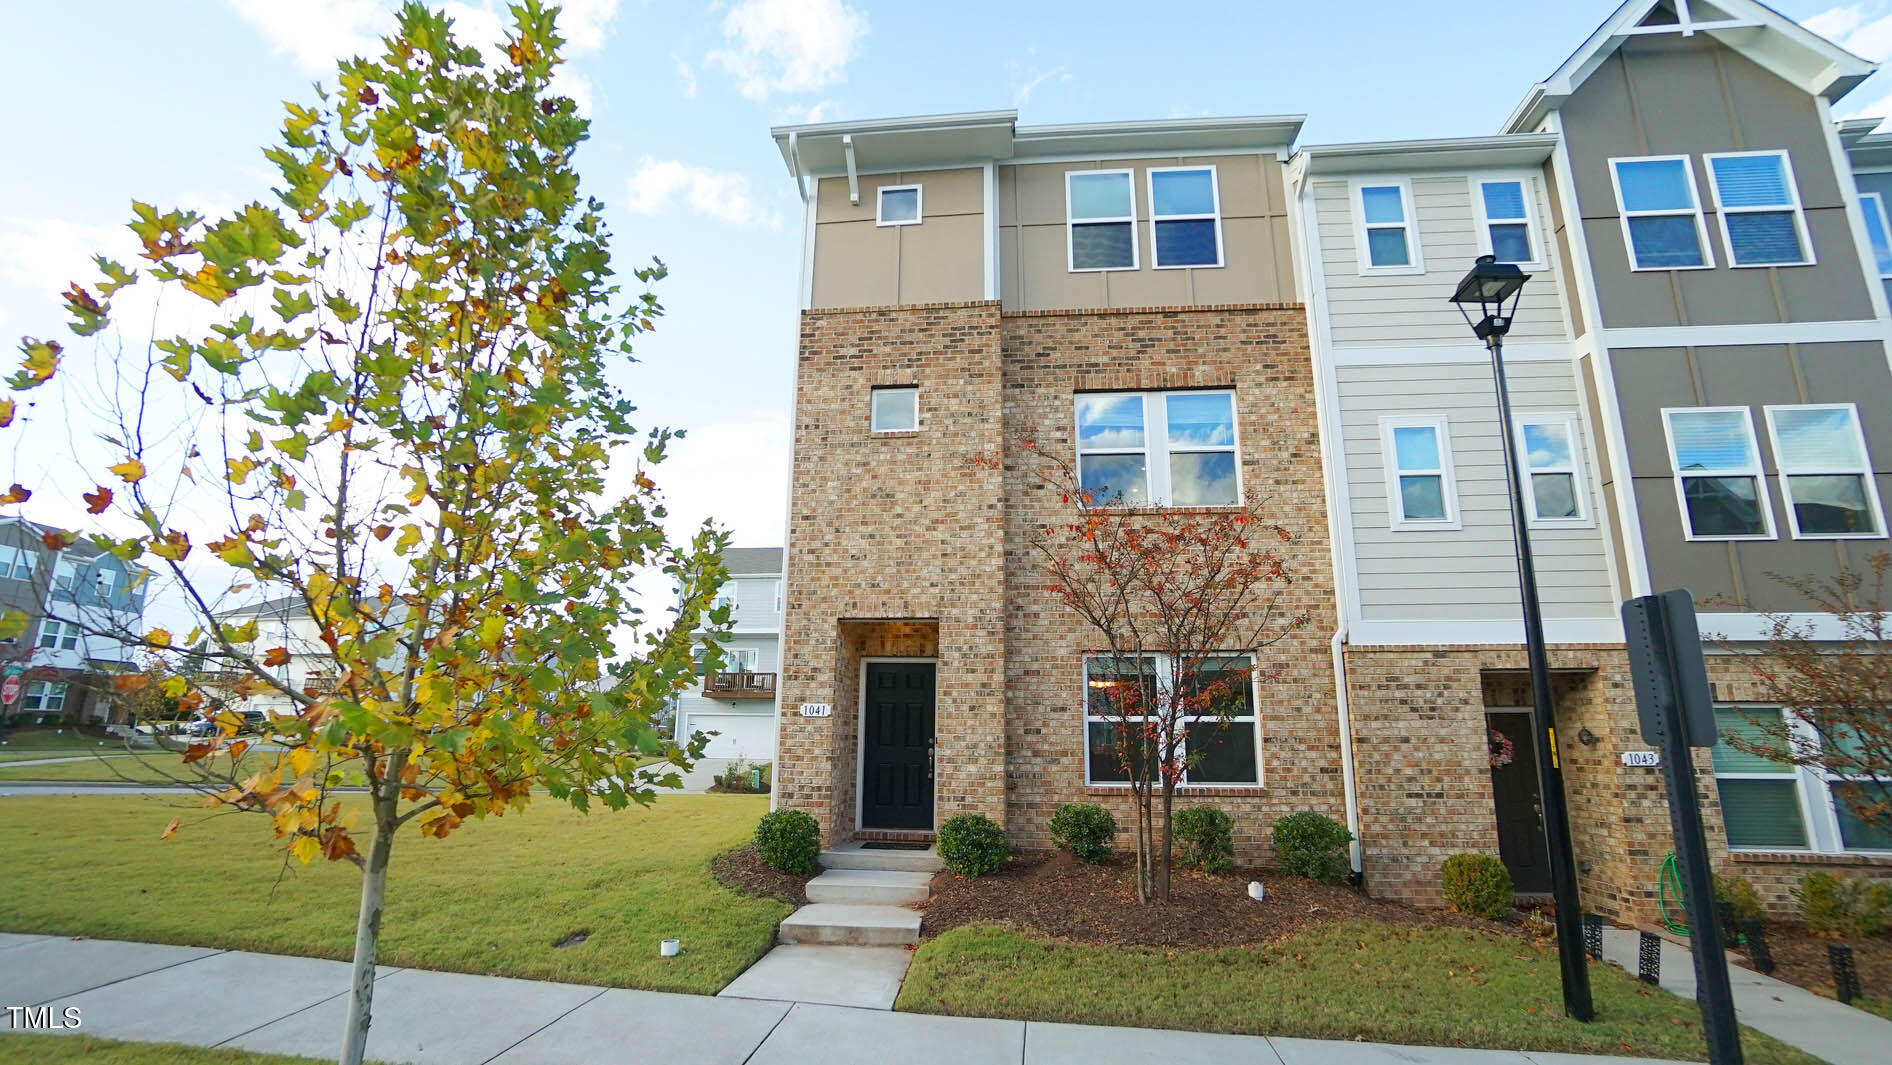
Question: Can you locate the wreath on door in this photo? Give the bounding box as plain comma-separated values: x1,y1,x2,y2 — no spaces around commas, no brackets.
1488,727,1516,769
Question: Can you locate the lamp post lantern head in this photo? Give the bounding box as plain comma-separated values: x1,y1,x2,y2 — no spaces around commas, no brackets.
1450,254,1529,342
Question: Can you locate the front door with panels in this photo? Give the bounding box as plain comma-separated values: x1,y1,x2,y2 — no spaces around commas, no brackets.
1487,709,1552,894
861,661,936,831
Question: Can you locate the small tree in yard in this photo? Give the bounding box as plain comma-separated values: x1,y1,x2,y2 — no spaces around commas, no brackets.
1014,438,1307,903
1719,553,1892,836
2,6,725,1064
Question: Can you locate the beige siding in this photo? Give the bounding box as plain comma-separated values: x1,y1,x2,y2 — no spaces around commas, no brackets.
811,168,984,309
1313,174,1572,347
998,155,1294,310
1338,361,1615,620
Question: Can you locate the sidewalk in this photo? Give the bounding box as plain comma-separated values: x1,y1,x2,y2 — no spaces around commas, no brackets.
0,933,1708,1065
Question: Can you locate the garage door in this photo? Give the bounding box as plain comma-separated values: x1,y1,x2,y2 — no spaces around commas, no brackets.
684,711,776,760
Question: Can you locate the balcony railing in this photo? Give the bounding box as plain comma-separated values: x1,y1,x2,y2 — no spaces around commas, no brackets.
702,671,776,699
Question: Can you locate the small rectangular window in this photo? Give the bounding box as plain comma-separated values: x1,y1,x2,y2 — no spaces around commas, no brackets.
1705,152,1812,267
1379,416,1459,530
870,386,918,433
1514,414,1589,526
1067,170,1137,271
10,549,34,581
876,184,921,227
1611,156,1712,270
1662,407,1773,540
1861,191,1892,278
1474,177,1541,268
95,569,117,598
52,560,78,593
1147,166,1222,268
1074,390,1238,508
1763,404,1884,539
1353,181,1421,273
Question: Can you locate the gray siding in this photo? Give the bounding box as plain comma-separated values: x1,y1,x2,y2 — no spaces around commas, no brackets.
1312,173,1572,347
1339,361,1616,620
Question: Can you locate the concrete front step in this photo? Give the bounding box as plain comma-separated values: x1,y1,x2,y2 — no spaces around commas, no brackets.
819,844,943,874
778,904,923,947
806,868,933,907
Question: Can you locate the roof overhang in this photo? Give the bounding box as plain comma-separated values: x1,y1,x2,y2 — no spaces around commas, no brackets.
1846,131,1892,170
1011,115,1304,159
1502,0,1877,134
1295,133,1560,176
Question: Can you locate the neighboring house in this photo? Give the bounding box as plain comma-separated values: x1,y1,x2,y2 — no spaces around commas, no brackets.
767,0,1892,922
0,517,147,724
674,547,782,761
201,595,337,720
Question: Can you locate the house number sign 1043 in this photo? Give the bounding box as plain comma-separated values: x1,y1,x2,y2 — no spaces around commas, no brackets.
799,703,832,718
1621,751,1660,767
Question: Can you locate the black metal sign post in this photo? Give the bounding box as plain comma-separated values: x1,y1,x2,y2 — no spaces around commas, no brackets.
1622,590,1742,1065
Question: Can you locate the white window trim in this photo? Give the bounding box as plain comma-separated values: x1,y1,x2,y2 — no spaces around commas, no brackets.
1717,705,1892,857
95,569,117,597
1080,652,1262,788
1703,150,1815,269
1512,412,1593,528
869,385,919,434
1073,389,1242,509
1761,402,1887,541
25,681,68,712
875,184,923,227
1066,168,1139,273
1146,165,1224,270
1349,177,1424,276
52,559,78,593
1660,406,1776,542
1609,155,1716,272
1378,415,1462,532
0,546,27,581
1469,171,1549,273
774,580,783,613
1860,190,1892,280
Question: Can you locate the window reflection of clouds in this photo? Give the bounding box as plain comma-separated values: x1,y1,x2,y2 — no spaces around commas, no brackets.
1165,392,1234,447
1170,452,1237,506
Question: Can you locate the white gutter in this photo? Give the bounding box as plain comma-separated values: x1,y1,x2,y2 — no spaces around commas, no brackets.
1331,627,1362,873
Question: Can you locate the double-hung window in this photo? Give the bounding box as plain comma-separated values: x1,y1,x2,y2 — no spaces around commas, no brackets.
1714,706,1892,854
1353,180,1421,273
1147,166,1222,268
1763,404,1884,538
1473,177,1542,269
1067,170,1137,271
1083,653,1259,786
1662,407,1773,540
0,546,31,581
1379,416,1459,530
52,560,78,594
1611,156,1712,269
1513,414,1589,526
1860,191,1892,281
37,619,80,651
23,682,67,713
1705,152,1812,267
876,185,921,227
95,569,117,599
1074,390,1238,508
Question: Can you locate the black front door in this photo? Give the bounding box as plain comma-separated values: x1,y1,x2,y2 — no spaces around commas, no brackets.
1488,711,1552,894
862,662,935,831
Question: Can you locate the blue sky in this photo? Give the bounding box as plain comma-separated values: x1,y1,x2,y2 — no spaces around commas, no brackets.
2,0,1889,559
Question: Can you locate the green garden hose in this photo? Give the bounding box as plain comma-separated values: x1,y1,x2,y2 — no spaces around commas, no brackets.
1657,852,1744,944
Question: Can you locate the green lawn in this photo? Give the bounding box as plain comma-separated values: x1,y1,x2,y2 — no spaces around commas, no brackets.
0,1035,349,1065
0,794,787,994
897,922,1823,1064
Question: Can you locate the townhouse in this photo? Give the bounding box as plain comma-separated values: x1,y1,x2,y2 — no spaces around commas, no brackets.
767,0,1892,921
0,517,146,724
675,546,783,762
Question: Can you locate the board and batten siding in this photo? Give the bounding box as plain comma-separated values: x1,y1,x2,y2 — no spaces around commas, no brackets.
1312,174,1571,347
1338,361,1615,621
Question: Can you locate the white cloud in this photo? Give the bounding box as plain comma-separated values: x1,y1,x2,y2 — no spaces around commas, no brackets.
705,0,868,101
226,0,390,75
1806,4,1868,42
1804,5,1892,122
676,55,699,99
554,0,622,56
623,159,782,228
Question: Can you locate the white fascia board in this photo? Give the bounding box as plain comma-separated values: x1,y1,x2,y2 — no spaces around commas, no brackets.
1602,320,1889,348
1329,342,1571,367
1349,618,1626,646
1013,114,1305,158
1299,134,1560,175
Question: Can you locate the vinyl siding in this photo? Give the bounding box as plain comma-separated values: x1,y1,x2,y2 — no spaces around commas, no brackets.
721,576,782,632
1338,361,1616,620
1313,174,1572,347
676,633,780,760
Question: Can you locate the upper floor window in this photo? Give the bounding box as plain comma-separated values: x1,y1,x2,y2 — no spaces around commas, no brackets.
1611,156,1712,270
52,559,78,594
1067,170,1137,272
774,580,783,613
1379,416,1459,531
0,546,33,582
1860,191,1892,279
95,569,117,598
876,185,921,227
713,583,738,611
1514,414,1589,526
1763,404,1884,539
870,386,918,433
1662,407,1773,540
1352,180,1421,274
1074,390,1238,508
37,619,80,651
1473,177,1543,269
1147,166,1222,269
1083,653,1258,786
1705,152,1812,267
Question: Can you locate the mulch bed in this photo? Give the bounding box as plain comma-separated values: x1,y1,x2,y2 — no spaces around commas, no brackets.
710,845,811,906
922,850,1496,950
1743,924,1892,1003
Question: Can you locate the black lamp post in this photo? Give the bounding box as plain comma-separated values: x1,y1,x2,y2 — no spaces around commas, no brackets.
1449,255,1595,1022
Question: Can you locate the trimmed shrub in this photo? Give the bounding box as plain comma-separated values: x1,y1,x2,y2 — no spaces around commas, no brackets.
938,813,1010,877
1796,872,1892,937
1048,802,1116,863
1441,853,1515,920
753,809,820,875
1174,806,1235,875
1714,873,1764,925
1796,871,1846,934
1271,810,1352,884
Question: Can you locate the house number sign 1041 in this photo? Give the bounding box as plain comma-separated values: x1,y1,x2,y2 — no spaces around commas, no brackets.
799,703,832,718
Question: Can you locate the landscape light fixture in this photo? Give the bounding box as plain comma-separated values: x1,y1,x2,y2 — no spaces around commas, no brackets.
1448,255,1595,1022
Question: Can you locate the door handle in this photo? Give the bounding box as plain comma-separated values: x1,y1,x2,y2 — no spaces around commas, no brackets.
928,744,935,779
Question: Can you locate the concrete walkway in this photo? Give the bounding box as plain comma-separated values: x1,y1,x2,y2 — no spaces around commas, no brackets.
1598,926,1892,1064
0,752,140,768
0,933,1716,1065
